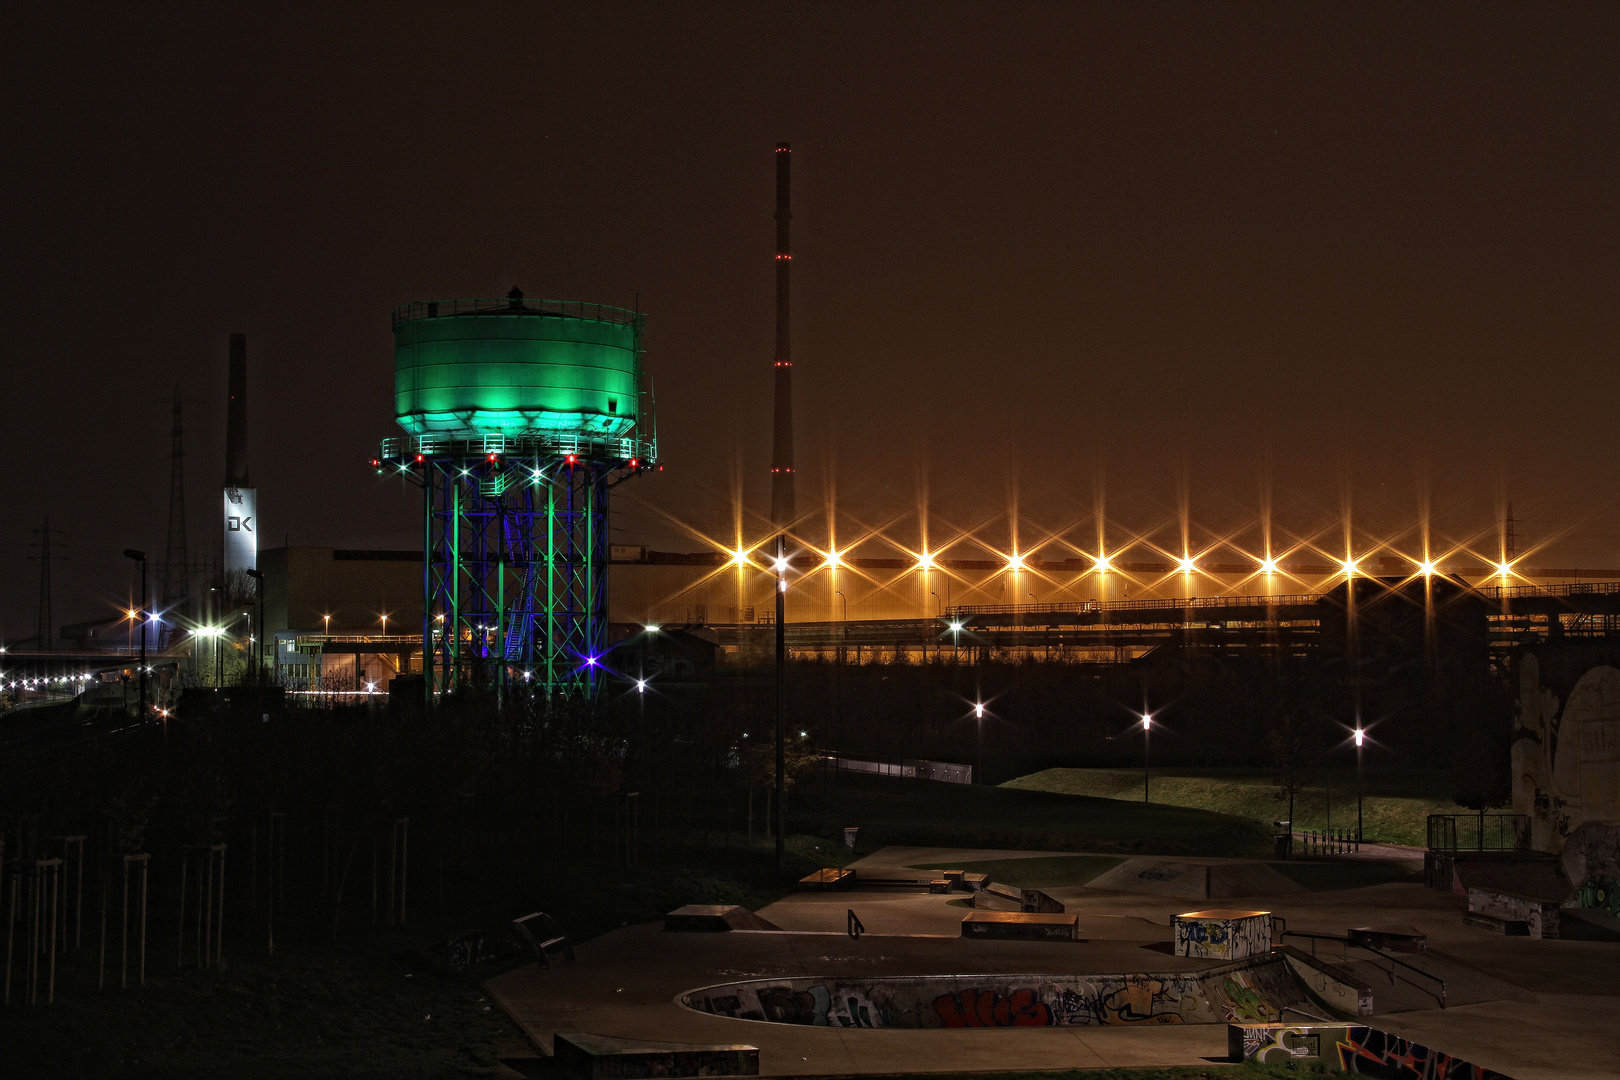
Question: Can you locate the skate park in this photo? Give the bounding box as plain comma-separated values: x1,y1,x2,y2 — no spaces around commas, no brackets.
485,841,1620,1080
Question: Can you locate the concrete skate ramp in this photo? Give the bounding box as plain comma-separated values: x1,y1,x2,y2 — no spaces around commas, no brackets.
682,954,1319,1028
1086,859,1305,900
664,905,782,932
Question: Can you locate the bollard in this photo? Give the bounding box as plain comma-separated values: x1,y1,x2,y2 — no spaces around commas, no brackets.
386,818,408,925
214,845,225,967
67,836,84,952
46,860,58,1004
267,813,285,957
265,816,285,958
6,866,16,1006
176,857,186,970
182,845,226,969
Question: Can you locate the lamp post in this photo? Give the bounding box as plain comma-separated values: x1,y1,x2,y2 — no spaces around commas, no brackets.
245,569,264,684
208,586,223,686
122,550,147,718
834,588,846,780
774,539,787,872
973,700,987,785
1142,713,1152,804
1354,725,1365,845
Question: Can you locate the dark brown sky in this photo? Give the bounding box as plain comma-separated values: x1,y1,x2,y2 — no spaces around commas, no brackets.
3,3,1617,635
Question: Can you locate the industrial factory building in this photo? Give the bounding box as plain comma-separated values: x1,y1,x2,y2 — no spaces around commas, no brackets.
255,540,1617,684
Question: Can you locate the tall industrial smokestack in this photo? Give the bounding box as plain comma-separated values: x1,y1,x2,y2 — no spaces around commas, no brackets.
223,332,257,575
225,333,249,486
770,142,795,528
769,142,795,873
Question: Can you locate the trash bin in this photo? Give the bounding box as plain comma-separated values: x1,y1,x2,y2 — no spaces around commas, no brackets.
1272,821,1291,858
844,826,860,853
1274,833,1291,858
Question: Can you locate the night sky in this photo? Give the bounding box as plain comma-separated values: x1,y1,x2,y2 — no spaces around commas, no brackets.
3,4,1617,636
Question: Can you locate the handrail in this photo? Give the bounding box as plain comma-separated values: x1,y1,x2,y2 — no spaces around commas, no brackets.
1279,930,1445,1008
950,593,1321,618
1361,942,1446,1009
947,579,1620,620
1482,580,1620,600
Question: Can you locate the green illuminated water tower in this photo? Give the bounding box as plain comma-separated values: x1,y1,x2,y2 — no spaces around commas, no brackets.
376,289,657,697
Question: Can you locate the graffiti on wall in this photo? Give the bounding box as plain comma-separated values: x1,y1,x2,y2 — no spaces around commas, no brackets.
1174,911,1271,959
683,955,1300,1029
1238,1023,1515,1079
932,988,1050,1027
1513,655,1620,854
1570,874,1619,917
1467,887,1561,939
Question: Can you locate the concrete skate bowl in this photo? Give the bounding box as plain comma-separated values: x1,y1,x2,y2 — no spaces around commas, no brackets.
682,955,1332,1030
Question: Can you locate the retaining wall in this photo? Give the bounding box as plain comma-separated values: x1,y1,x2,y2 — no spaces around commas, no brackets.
682,955,1312,1029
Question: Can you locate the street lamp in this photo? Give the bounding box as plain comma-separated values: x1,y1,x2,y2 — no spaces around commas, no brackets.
1354,725,1365,844
122,549,147,717
973,700,987,784
833,588,847,775
245,569,264,683
1141,713,1152,804
774,533,788,872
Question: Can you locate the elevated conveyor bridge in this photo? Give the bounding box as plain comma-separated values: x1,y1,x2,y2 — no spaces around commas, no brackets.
712,579,1620,663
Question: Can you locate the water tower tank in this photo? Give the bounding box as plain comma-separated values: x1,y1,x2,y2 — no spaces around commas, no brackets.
393,290,643,439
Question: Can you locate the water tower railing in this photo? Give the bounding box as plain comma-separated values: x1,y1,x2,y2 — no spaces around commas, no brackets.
391,298,644,329
379,432,656,465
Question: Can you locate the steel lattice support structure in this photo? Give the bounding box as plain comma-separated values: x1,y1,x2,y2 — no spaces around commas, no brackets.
379,435,647,698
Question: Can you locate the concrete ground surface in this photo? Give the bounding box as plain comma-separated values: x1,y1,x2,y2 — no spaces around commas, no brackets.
486,845,1620,1079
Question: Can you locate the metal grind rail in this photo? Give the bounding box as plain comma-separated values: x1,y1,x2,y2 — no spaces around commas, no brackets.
1279,930,1446,1008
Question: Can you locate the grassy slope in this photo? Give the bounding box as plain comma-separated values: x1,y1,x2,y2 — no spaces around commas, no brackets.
1001,768,1463,847
789,772,1274,857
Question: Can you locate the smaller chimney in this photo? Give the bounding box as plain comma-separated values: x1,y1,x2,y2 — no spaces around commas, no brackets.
224,333,249,487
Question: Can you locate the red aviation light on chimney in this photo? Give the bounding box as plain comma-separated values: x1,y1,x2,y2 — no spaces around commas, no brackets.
628,458,638,469
566,453,578,466
415,453,425,462
486,452,499,462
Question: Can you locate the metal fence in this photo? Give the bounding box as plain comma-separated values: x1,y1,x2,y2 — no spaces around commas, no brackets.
1426,813,1530,853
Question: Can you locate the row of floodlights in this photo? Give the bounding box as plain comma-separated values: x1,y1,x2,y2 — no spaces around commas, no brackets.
727,548,1512,578
3,673,105,689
